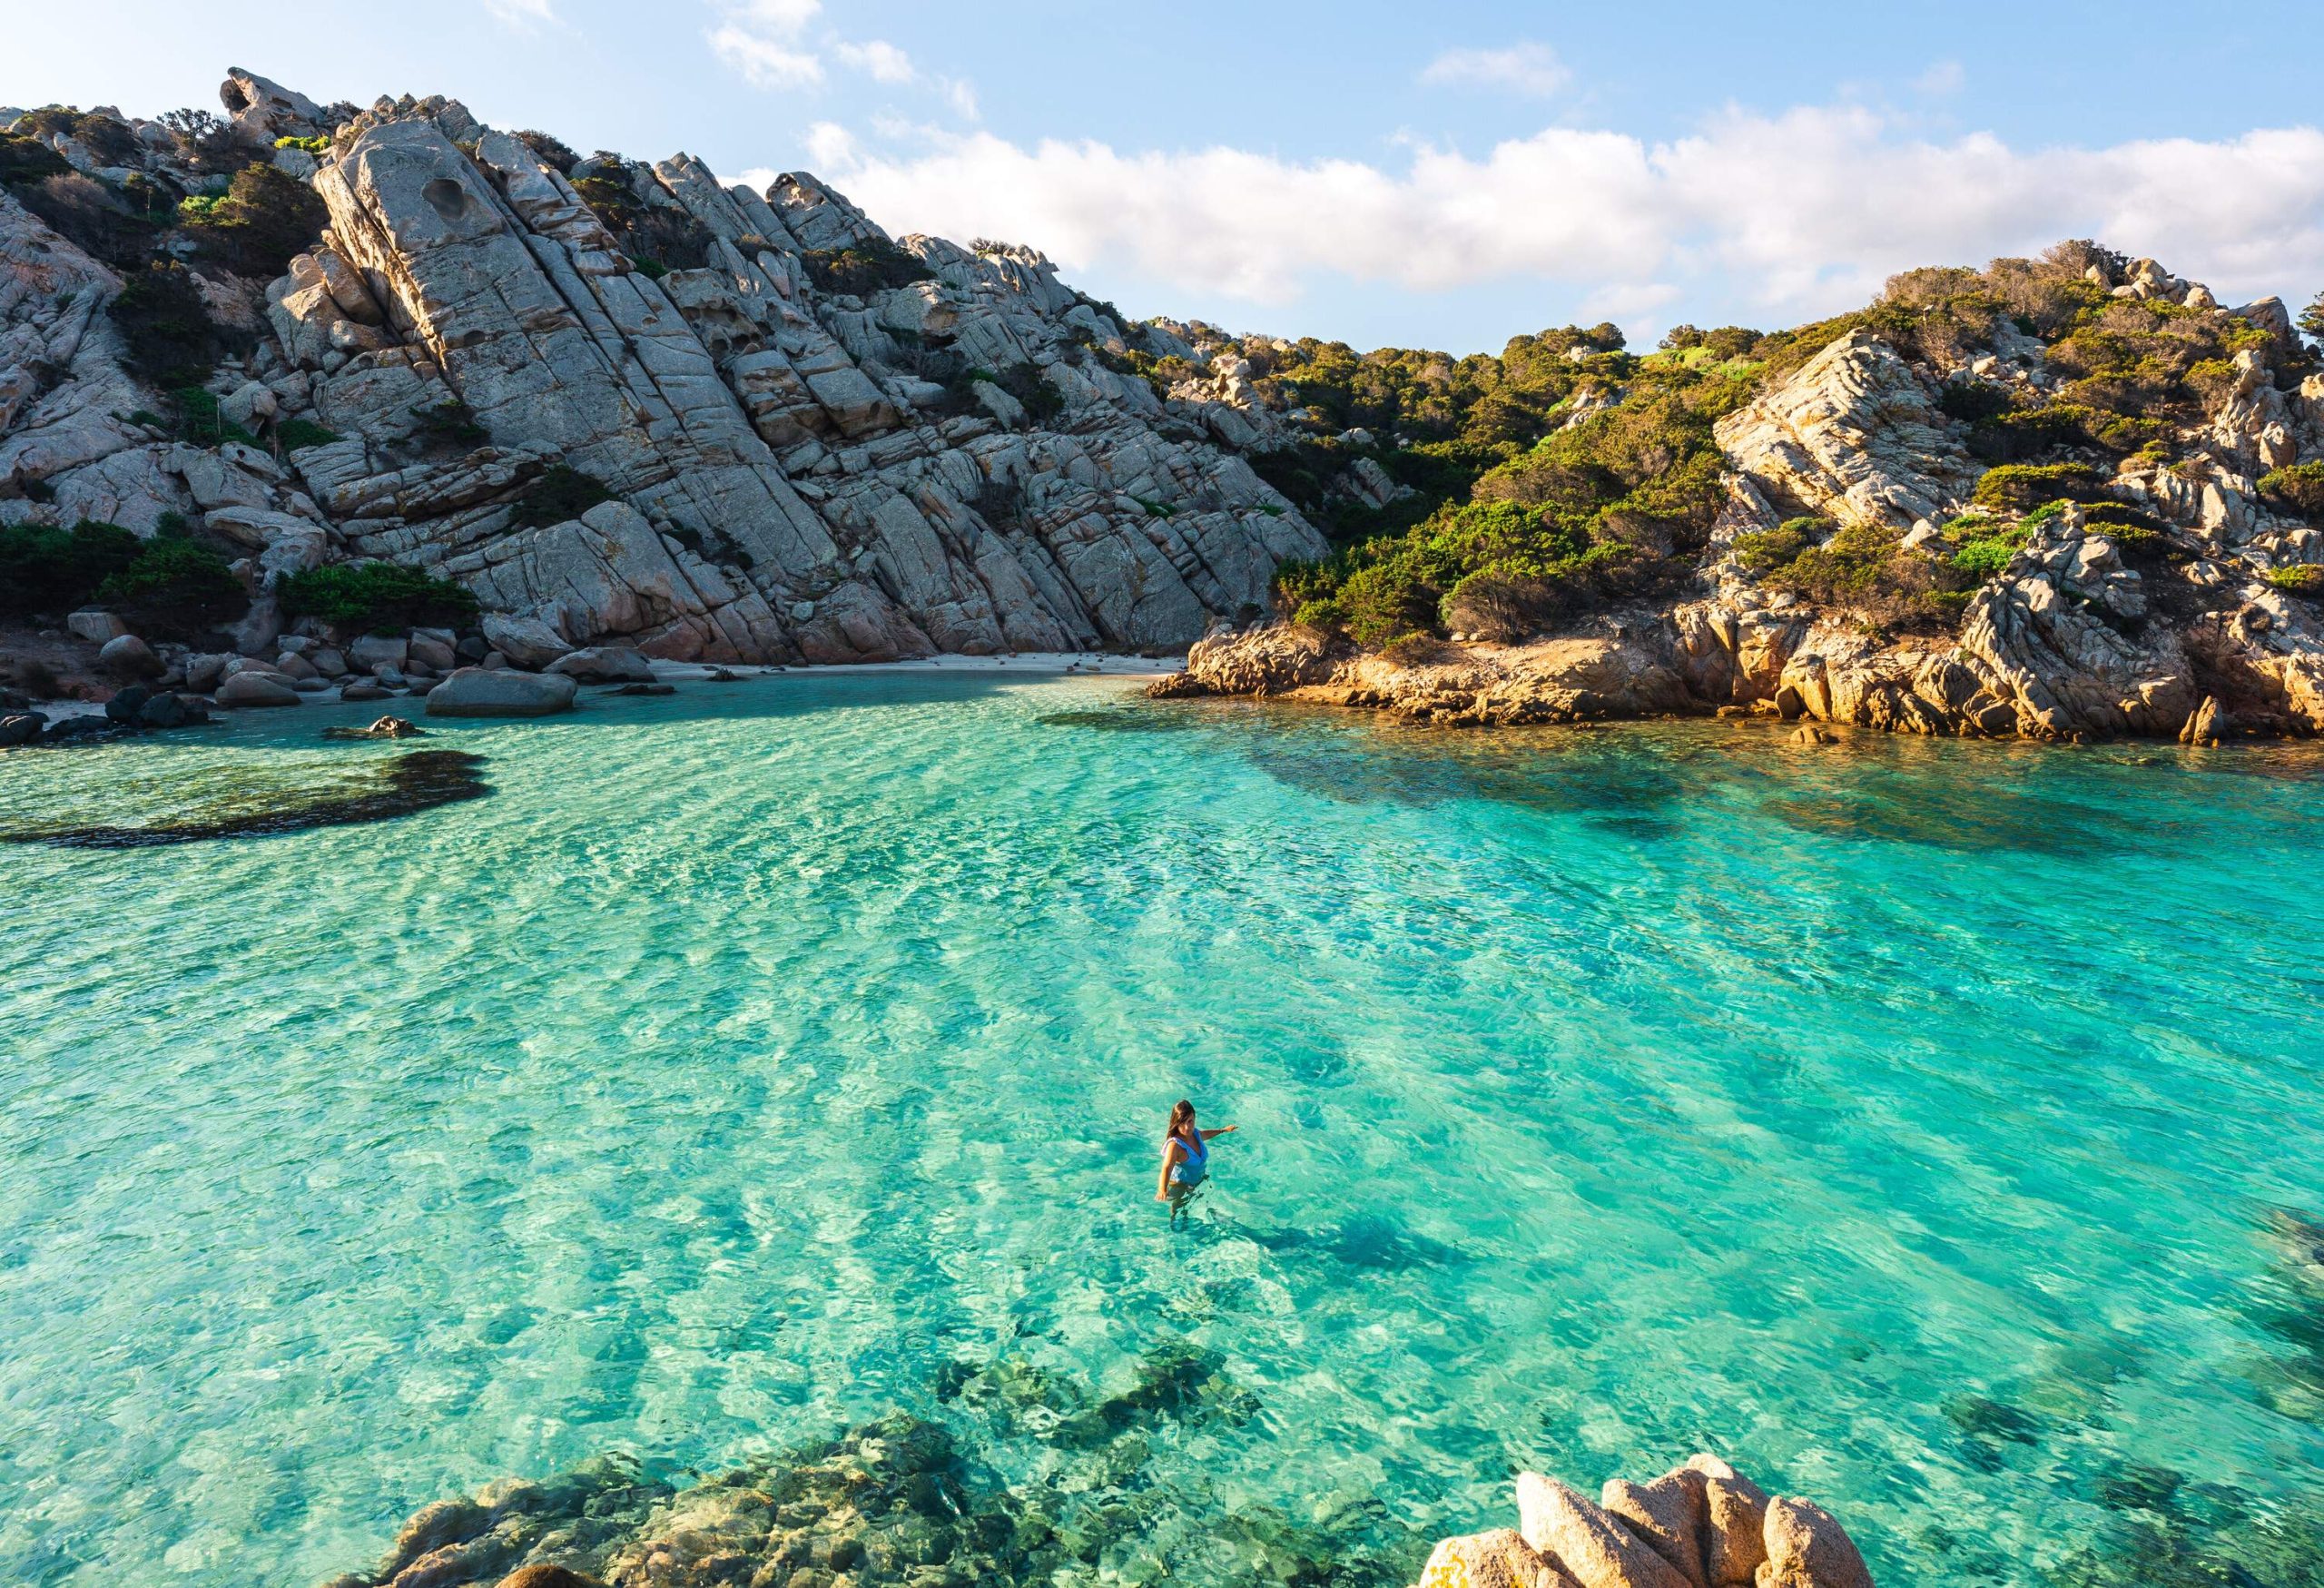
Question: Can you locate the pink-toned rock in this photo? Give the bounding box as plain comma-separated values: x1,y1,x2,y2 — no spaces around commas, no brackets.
1602,1467,1710,1588
1415,1529,1584,1588
1757,1498,1873,1588
1517,1474,1694,1588
1687,1456,1770,1588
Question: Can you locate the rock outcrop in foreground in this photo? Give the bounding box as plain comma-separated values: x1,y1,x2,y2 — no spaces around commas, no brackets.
320,1416,1870,1588
1,71,1325,672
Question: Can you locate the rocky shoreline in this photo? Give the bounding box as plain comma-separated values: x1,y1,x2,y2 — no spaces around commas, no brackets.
318,1417,1871,1588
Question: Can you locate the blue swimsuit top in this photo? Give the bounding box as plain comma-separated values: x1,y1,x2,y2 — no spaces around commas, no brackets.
1170,1130,1207,1185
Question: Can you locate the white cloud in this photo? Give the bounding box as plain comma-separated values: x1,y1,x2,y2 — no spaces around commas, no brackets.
803,106,2324,326
484,0,556,26
709,23,824,87
707,5,975,119
836,39,916,84
1420,44,1571,98
708,0,824,88
1915,59,1966,96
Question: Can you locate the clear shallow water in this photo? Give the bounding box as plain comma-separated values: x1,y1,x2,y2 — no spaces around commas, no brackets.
5,675,2324,1588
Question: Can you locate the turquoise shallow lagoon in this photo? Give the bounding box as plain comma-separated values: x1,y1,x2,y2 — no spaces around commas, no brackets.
5,672,2324,1587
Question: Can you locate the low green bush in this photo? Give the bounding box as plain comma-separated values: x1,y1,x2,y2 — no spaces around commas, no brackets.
94,524,244,637
275,418,341,450
0,132,71,188
273,134,331,154
177,162,330,276
0,518,141,618
1733,517,1823,574
2266,565,2324,598
800,238,934,296
2258,462,2324,518
111,262,224,388
1950,521,2030,578
1973,462,2106,511
506,464,615,529
275,562,478,632
169,385,258,447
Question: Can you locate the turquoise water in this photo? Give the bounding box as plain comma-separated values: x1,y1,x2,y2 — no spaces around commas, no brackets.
5,673,2324,1588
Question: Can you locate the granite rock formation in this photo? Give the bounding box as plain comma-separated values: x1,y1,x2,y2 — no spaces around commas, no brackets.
1,71,1326,670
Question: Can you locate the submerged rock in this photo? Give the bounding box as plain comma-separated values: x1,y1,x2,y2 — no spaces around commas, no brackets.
323,715,424,740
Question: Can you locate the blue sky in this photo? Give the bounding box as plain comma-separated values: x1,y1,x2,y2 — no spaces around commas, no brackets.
7,1,2321,352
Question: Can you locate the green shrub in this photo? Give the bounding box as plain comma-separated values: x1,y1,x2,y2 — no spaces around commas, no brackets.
2258,462,2324,518
169,385,258,447
1291,597,1344,631
177,162,329,276
1951,528,2029,579
1974,462,2106,511
111,261,224,388
0,519,142,618
1733,517,1822,574
632,257,669,281
273,134,330,154
506,464,615,528
275,418,341,450
94,528,244,637
2266,565,2324,598
0,133,71,188
800,238,934,295
993,363,1065,423
513,130,580,173
275,562,479,631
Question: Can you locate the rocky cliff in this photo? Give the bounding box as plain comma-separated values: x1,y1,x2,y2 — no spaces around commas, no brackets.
1160,271,2324,745
0,70,1326,672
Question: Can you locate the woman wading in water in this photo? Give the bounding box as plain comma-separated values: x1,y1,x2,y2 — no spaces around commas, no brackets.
1156,1099,1236,1222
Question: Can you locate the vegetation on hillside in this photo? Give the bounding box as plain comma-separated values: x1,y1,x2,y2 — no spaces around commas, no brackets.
276,563,478,633
1256,240,2319,649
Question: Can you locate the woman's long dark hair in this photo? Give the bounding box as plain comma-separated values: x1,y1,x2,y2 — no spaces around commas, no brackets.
1167,1099,1196,1140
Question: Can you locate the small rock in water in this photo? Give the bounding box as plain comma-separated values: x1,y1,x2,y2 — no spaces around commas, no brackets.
340,683,392,702
1791,725,1837,745
0,713,46,747
104,685,153,725
602,682,676,696
323,715,424,741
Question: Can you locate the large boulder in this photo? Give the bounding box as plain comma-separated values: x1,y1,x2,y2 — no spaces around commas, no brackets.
68,609,129,644
1603,1468,1710,1588
1688,1456,1770,1588
215,672,302,707
545,645,655,684
480,612,573,670
425,667,578,717
98,634,161,678
1518,1475,1694,1588
1756,1499,1872,1588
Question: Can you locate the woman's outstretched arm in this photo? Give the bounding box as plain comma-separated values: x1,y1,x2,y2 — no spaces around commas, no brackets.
1200,1126,1236,1139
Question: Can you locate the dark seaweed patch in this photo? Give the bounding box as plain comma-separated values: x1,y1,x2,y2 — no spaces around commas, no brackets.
1036,708,1210,733
3,749,489,848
